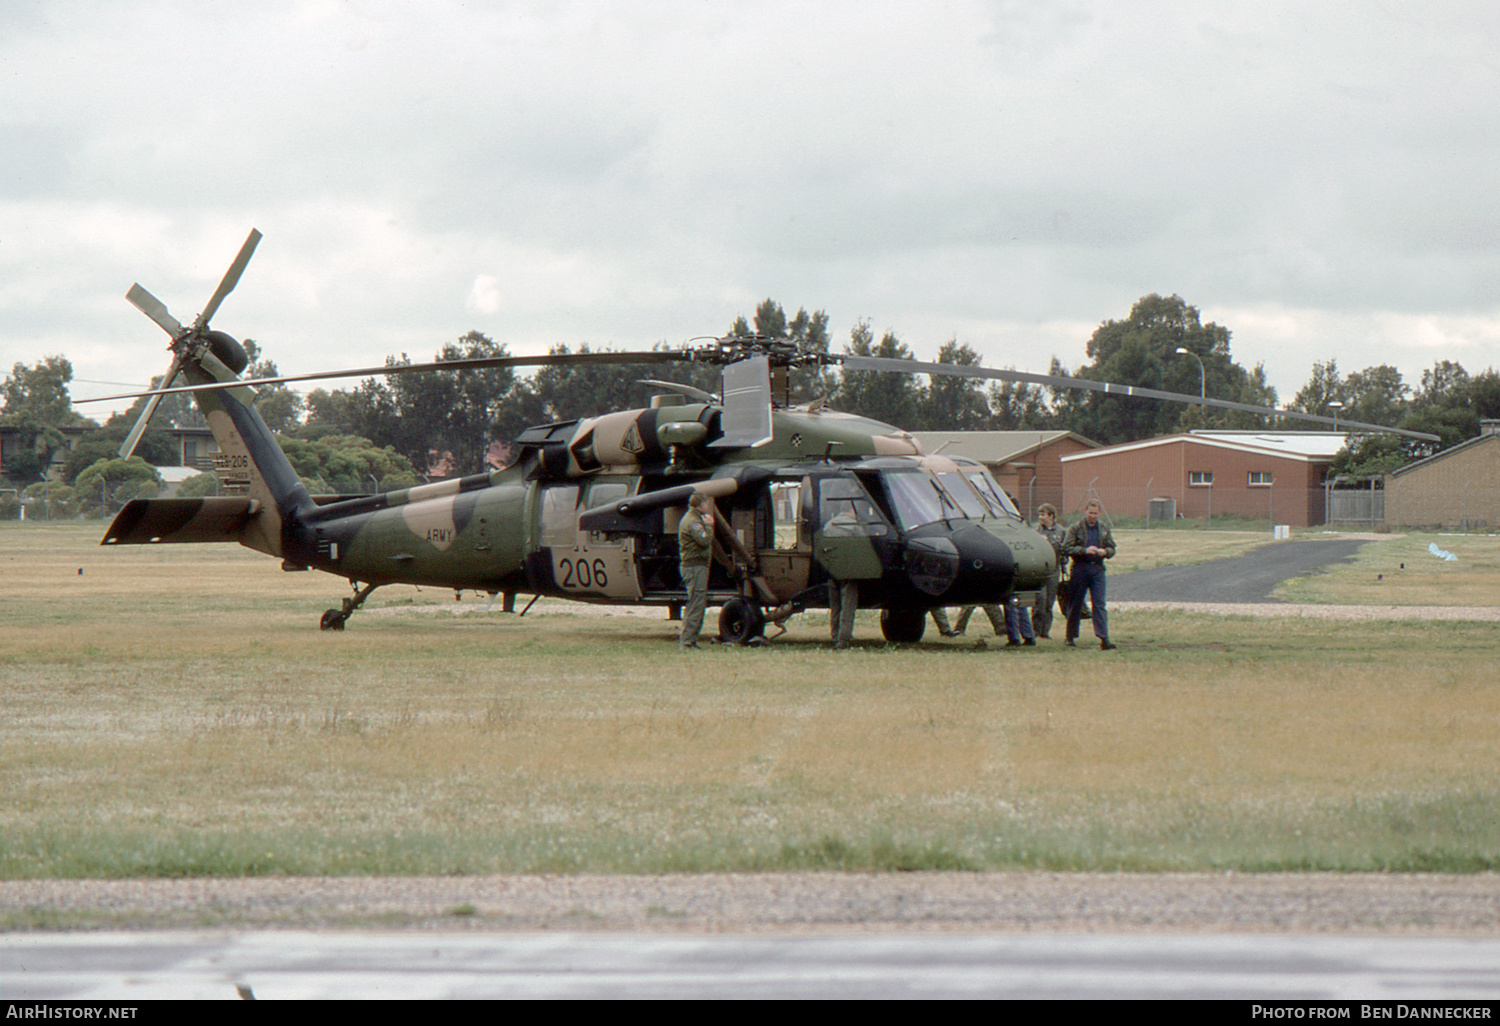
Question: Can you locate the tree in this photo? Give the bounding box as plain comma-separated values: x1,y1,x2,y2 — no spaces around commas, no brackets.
61,427,174,484
833,321,920,427
21,481,78,520
110,360,208,432
909,339,992,431
1289,359,1346,415
302,388,355,435
242,340,305,434
1466,369,1500,422
728,299,834,399
1396,405,1478,459
2,356,90,483
277,435,419,494
1328,434,1409,477
176,472,223,499
1068,294,1236,444
1340,364,1409,429
336,332,521,476
73,457,161,516
1389,359,1500,458
1410,360,1470,414
2,356,83,427
987,375,1052,430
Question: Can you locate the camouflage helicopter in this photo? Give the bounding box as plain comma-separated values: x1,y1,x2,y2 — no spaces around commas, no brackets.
96,230,1437,644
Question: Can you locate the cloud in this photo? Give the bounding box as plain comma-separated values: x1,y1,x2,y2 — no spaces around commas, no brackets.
3,0,1499,421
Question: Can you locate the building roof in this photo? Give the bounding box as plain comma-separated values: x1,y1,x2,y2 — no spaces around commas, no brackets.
1387,428,1500,478
1060,430,1346,464
908,430,1098,463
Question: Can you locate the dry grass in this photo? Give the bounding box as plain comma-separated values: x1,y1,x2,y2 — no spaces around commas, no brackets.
3,522,1499,875
1275,531,1500,606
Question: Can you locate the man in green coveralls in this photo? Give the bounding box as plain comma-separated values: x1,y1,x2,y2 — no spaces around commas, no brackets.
678,490,715,650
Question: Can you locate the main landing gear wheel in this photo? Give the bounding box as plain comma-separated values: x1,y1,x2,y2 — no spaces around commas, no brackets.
320,609,347,631
880,607,926,644
718,596,766,645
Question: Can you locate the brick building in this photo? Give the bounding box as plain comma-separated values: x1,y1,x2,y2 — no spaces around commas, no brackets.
1059,431,1345,527
1384,421,1500,530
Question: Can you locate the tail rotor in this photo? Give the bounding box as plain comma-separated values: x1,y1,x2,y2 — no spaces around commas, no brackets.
117,229,262,459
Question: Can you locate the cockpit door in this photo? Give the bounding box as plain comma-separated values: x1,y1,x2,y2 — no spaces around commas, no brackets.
811,476,887,580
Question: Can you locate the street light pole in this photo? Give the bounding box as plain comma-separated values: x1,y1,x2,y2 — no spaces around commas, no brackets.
1174,347,1205,399
1328,400,1344,433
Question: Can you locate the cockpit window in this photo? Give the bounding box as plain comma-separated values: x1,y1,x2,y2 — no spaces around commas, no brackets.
964,471,1021,518
817,478,889,537
881,470,952,530
935,471,994,519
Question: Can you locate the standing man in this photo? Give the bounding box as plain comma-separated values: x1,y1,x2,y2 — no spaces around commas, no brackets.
827,578,858,650
1032,503,1067,639
1063,499,1117,650
1004,596,1036,647
678,491,714,650
952,604,1005,638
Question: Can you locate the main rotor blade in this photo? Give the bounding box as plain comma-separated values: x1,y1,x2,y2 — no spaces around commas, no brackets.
76,349,695,405
118,356,183,459
841,355,1441,443
125,284,184,337
195,228,262,329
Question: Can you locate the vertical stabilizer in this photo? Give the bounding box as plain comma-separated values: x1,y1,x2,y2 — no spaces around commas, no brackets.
181,346,313,558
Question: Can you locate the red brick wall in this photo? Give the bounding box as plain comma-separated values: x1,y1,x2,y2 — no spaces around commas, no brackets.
1060,438,1329,526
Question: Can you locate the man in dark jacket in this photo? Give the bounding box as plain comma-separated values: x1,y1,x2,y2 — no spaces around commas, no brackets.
1063,499,1117,650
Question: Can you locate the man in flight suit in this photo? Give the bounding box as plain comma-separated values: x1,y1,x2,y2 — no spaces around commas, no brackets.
1033,503,1067,639
678,491,714,650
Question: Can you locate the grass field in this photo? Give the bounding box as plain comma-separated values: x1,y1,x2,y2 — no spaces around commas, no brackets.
3,521,1499,878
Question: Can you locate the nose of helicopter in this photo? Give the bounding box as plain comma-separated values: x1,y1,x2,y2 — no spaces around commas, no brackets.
905,524,1030,605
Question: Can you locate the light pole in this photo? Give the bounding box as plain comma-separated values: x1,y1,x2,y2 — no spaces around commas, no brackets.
1175,347,1205,399
1327,400,1344,433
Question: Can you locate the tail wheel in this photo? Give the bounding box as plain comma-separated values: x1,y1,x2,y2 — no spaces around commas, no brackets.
718,596,765,645
880,607,925,644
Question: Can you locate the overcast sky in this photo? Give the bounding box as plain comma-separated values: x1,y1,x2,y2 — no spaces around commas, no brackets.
4,0,1499,420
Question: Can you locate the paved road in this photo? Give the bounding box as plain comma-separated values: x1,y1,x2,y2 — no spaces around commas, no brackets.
1108,538,1372,604
7,931,1500,1000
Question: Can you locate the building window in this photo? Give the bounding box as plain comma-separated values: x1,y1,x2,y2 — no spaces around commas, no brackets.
1189,471,1213,486
1249,471,1273,486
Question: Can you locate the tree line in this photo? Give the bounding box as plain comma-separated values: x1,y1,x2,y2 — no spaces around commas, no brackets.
6,294,1499,515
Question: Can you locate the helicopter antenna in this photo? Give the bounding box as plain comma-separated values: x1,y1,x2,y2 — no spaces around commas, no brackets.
637,379,717,403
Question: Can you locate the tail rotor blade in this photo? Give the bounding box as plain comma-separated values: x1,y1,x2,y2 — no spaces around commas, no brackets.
126,284,184,337
118,357,183,459
195,228,262,329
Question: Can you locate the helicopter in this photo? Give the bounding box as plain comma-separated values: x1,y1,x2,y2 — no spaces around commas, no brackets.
94,230,1438,645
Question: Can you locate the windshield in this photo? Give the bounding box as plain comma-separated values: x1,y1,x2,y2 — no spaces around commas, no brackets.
962,470,1021,518
935,471,995,519
881,470,959,530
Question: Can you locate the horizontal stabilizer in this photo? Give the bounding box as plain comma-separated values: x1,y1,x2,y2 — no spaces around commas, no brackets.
101,497,261,545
